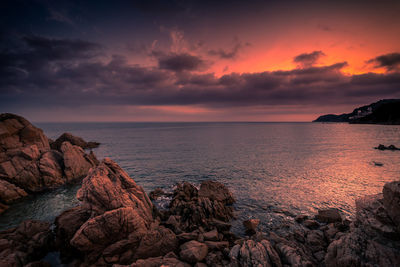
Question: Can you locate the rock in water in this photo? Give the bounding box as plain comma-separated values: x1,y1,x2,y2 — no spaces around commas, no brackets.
198,180,235,204
0,113,98,210
51,132,100,151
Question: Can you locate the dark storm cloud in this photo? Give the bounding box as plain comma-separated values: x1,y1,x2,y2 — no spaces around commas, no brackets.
293,51,326,68
1,34,400,110
367,53,400,71
158,53,207,72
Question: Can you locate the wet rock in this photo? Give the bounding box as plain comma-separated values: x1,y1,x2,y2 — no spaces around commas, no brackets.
76,158,153,220
179,240,208,263
243,219,260,234
316,208,342,223
198,180,235,204
51,132,100,151
0,220,53,266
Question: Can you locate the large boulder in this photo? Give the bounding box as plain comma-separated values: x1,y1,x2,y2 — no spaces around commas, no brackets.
76,158,153,220
198,180,235,205
61,141,97,182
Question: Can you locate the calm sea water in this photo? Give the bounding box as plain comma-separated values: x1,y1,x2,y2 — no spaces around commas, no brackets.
1,122,400,232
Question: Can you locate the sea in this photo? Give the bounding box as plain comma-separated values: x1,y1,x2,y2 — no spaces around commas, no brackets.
1,122,400,233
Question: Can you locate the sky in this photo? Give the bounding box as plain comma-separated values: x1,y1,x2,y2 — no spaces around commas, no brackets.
1,0,400,122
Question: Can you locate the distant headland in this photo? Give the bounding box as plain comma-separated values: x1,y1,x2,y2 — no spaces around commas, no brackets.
313,99,400,124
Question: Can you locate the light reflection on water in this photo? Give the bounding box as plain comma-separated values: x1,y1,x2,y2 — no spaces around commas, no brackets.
1,122,399,232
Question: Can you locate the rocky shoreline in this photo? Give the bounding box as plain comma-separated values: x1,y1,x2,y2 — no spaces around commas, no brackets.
0,114,400,266
0,113,99,214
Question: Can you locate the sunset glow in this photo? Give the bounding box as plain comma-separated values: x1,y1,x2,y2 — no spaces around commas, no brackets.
1,0,399,121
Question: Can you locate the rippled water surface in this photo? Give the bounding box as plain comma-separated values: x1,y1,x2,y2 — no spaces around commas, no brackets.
1,122,400,231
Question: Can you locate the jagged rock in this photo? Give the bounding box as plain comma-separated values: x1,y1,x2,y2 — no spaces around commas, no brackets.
229,239,282,267
325,227,400,267
0,220,53,267
383,181,400,232
198,180,235,204
77,158,153,220
61,141,97,182
243,219,260,234
51,132,100,151
179,240,208,263
325,183,400,267
0,113,98,205
0,179,27,203
71,207,149,263
316,208,342,223
169,181,235,232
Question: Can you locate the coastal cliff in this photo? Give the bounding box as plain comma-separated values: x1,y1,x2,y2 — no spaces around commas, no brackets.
313,99,400,124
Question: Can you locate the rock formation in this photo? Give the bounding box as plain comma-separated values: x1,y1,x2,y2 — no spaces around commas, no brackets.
51,132,100,151
0,113,98,213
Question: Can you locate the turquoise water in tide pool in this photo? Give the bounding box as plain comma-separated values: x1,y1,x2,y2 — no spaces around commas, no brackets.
1,122,400,233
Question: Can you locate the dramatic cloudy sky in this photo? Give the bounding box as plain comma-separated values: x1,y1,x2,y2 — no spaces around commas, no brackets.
1,0,400,121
